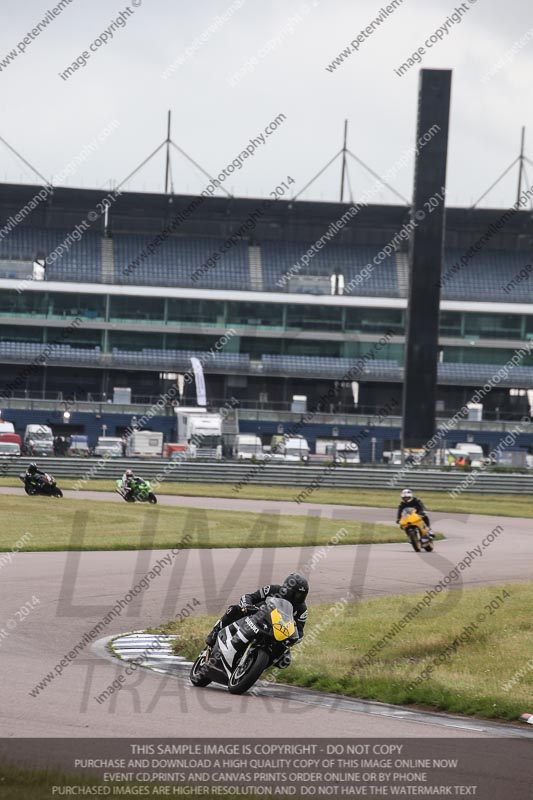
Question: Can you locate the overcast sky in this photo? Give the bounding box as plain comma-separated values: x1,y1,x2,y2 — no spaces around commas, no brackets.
1,0,531,209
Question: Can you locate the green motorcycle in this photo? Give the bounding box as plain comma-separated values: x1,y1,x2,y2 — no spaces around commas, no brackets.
115,478,157,504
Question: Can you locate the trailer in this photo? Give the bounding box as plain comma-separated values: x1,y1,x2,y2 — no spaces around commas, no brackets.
125,431,163,458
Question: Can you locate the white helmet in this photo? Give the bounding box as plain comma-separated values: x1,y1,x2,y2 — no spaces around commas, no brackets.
401,488,413,502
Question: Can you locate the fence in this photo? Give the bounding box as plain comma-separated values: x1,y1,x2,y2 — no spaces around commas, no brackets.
4,458,533,494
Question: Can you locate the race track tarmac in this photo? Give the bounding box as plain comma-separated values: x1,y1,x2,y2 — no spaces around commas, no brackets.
0,487,531,742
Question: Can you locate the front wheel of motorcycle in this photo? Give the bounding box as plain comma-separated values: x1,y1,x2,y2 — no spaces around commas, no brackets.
407,527,421,552
190,650,212,687
148,493,157,504
54,488,63,498
228,648,270,695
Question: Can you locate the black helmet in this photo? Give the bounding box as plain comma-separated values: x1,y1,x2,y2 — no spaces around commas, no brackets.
280,573,309,606
27,462,37,474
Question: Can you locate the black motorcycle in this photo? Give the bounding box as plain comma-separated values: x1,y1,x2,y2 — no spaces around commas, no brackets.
19,472,63,498
190,597,297,695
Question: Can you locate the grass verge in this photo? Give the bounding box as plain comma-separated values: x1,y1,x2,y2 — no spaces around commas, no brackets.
0,764,259,799
2,477,532,517
0,765,105,800
0,495,406,551
153,583,533,722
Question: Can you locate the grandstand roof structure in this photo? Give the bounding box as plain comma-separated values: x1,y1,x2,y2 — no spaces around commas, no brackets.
2,181,533,247
2,182,533,305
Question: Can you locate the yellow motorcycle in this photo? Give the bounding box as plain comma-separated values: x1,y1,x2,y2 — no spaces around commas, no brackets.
399,507,434,553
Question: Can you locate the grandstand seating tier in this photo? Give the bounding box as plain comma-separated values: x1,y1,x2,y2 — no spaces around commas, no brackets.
0,227,101,282
441,249,533,303
113,233,250,289
0,340,532,387
1,228,532,303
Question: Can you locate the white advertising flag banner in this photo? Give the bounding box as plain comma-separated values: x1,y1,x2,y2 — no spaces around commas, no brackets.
190,357,207,406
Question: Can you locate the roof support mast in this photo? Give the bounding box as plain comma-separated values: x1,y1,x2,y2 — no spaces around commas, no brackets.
113,110,232,197
516,125,525,206
471,126,531,208
293,120,409,204
340,119,348,202
164,110,172,194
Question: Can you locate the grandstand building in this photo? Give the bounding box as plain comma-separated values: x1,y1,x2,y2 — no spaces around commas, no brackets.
1,182,533,458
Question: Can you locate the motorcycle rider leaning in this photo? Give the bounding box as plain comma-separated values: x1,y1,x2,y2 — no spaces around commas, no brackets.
205,572,309,669
396,488,434,539
25,462,47,486
121,468,138,500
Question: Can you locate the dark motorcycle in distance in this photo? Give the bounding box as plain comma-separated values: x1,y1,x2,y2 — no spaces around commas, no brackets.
190,597,298,695
115,478,157,504
19,472,63,498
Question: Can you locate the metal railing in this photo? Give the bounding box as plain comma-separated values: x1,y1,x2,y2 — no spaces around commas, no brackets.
1,391,531,429
3,457,533,494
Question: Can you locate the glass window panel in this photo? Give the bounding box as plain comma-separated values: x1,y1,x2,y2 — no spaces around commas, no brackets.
0,290,48,316
439,311,462,336
165,333,222,350
226,302,283,327
109,295,164,322
63,328,102,348
442,346,533,366
345,307,404,334
0,324,43,342
109,331,164,350
285,339,341,357
241,337,282,357
344,340,403,361
463,313,521,339
49,292,105,319
167,298,224,325
286,304,343,331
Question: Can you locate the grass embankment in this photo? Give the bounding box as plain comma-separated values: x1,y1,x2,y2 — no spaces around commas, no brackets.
0,495,404,551
2,477,532,517
155,583,533,722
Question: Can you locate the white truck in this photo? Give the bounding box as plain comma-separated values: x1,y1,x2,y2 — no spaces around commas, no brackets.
24,424,54,456
94,437,123,458
125,431,163,458
233,433,264,461
454,442,485,467
316,439,360,464
175,408,223,460
280,435,310,462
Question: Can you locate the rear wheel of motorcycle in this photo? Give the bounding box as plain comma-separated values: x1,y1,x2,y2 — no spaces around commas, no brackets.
423,541,434,552
148,493,157,504
407,528,421,552
190,651,212,687
228,648,269,695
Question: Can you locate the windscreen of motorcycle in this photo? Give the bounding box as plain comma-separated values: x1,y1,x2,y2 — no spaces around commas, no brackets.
266,597,296,641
